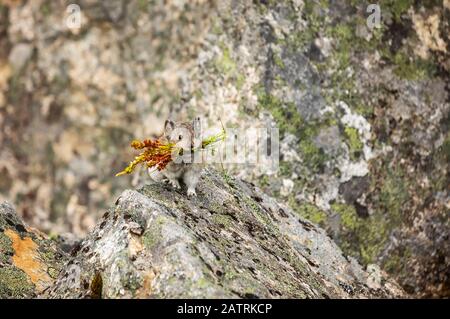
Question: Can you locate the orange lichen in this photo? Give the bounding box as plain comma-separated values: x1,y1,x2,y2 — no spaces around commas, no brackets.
136,270,156,298
4,229,53,292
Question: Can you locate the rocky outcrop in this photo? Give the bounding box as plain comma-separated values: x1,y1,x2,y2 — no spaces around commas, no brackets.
1,169,404,298
0,0,448,297
0,202,67,298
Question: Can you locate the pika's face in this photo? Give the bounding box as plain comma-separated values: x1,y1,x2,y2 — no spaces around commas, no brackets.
164,120,193,151
168,126,193,150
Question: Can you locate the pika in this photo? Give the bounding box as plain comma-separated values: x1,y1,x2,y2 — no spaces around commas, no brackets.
148,117,204,197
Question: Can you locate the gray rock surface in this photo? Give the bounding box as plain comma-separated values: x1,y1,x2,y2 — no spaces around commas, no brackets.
43,169,404,298
0,0,448,297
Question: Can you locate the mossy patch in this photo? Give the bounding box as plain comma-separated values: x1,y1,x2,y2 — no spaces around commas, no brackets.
273,53,285,69
214,44,245,89
142,216,166,250
377,166,408,221
331,199,402,265
215,46,236,75
298,139,328,172
379,0,414,21
212,214,234,227
382,246,412,277
242,194,271,227
0,266,35,298
344,127,363,160
390,51,436,81
255,88,328,173
40,2,51,16
436,133,450,163
0,231,13,264
256,89,303,137
289,200,327,226
331,203,359,231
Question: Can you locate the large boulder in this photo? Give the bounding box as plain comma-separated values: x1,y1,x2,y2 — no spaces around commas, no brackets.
1,0,447,297
42,169,404,298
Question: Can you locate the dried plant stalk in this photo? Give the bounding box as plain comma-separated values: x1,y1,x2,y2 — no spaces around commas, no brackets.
116,128,226,177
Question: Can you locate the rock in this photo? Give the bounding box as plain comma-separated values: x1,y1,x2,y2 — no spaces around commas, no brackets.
0,202,67,298
44,169,404,299
0,0,448,297
8,43,33,72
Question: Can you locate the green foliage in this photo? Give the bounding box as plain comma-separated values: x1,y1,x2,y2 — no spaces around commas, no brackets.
379,0,414,21
212,214,234,227
290,200,327,226
215,46,236,75
0,266,34,298
0,232,13,264
298,139,328,172
441,134,450,161
344,127,363,160
331,202,390,264
256,89,303,137
142,216,166,250
330,161,409,265
214,44,246,89
391,51,436,80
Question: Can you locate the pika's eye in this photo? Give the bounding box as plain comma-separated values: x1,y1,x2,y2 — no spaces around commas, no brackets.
178,135,183,140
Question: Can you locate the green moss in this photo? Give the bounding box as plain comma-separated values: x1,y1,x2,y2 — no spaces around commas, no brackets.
391,51,436,80
256,89,303,136
40,2,51,16
125,273,142,293
213,45,246,90
331,203,359,231
344,127,363,160
256,85,329,176
142,216,166,250
358,217,392,264
38,246,58,268
212,214,233,227
258,175,270,187
142,231,159,250
378,168,408,221
0,266,35,298
222,170,237,188
440,133,450,161
379,0,414,21
242,195,271,226
235,73,246,90
382,246,412,277
193,276,211,289
353,103,374,117
0,232,13,264
208,202,227,215
215,46,236,76
211,21,224,35
273,54,285,69
298,139,328,172
290,200,327,226
279,161,293,176
331,198,402,265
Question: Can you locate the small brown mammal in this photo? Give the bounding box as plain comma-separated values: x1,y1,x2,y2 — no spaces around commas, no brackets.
148,117,204,196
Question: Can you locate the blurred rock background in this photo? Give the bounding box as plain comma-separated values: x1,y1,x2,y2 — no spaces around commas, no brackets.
0,0,448,297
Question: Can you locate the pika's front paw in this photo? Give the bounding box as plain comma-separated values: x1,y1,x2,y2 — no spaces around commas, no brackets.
187,188,197,197
168,179,181,189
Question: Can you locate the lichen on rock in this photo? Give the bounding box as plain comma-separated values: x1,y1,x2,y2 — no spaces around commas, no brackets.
42,169,404,299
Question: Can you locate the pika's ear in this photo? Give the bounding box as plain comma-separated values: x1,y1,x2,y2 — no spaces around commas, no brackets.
192,116,201,138
164,119,175,136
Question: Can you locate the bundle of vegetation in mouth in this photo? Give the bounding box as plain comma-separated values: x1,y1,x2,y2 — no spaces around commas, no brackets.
116,128,226,177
